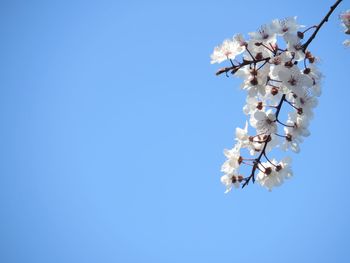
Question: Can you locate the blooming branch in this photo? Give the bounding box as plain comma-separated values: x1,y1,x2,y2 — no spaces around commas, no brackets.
212,0,343,192
340,9,350,46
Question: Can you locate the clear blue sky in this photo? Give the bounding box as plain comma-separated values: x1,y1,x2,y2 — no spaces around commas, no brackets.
1,0,349,262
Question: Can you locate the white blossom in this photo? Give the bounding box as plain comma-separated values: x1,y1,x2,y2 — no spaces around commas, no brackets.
250,110,277,135
271,17,302,35
249,24,277,44
281,112,310,152
237,64,270,97
340,10,350,46
221,143,242,174
293,89,318,118
283,33,305,60
340,10,350,34
243,96,264,115
257,157,293,191
221,173,241,193
213,16,325,192
235,121,250,146
211,35,246,64
278,66,313,94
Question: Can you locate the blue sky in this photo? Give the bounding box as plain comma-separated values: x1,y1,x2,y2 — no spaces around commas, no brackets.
1,0,349,262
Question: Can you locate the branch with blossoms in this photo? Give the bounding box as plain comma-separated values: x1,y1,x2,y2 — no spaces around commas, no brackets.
340,9,350,46
211,0,344,192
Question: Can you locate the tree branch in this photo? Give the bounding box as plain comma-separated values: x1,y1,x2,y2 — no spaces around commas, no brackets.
302,0,343,52
216,57,270,76
242,94,286,188
217,0,344,190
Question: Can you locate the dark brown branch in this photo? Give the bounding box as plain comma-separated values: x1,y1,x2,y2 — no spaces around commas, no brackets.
216,57,270,76
242,137,269,188
302,0,343,52
242,94,286,188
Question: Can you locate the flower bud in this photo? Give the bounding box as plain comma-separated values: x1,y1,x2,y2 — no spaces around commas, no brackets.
284,61,294,68
265,167,272,175
271,87,279,95
257,102,263,110
303,68,311,74
255,52,263,60
250,77,258,86
275,164,282,172
297,31,304,39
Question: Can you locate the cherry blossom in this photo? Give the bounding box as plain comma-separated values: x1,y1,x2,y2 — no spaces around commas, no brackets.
250,110,277,135
211,0,343,192
271,17,301,35
221,173,243,193
340,10,350,46
210,35,246,64
340,9,350,33
221,144,242,174
257,157,293,191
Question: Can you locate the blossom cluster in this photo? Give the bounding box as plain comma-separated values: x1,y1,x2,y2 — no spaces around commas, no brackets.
340,9,350,46
211,17,323,192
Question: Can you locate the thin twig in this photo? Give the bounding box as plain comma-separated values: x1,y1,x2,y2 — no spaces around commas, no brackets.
242,94,286,188
216,57,270,76
302,0,343,52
